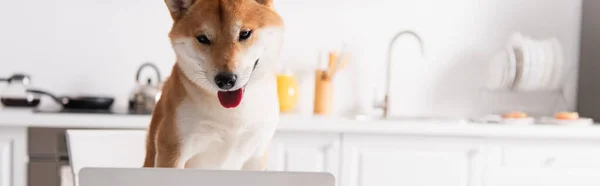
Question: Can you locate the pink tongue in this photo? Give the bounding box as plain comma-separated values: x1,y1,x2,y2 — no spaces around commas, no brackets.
217,88,244,108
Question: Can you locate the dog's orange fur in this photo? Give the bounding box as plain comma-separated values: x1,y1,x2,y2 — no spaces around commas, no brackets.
143,66,186,168
143,0,282,168
168,0,282,72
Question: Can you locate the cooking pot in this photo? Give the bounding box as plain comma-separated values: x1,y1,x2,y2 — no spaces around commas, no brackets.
0,73,41,107
129,62,162,114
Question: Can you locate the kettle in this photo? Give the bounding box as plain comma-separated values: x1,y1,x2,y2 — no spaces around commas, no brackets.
128,63,162,114
0,73,41,107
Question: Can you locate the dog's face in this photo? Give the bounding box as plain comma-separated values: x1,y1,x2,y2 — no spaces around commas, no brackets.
165,0,284,108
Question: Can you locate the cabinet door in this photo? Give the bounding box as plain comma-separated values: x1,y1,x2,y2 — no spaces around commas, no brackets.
341,134,484,186
266,132,341,184
483,168,600,186
483,144,600,186
0,138,12,186
1,128,27,186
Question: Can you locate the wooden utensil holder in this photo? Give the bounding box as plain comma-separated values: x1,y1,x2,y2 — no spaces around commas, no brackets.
314,70,333,115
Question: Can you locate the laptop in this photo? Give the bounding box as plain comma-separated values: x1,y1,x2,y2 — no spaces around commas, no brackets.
79,168,336,186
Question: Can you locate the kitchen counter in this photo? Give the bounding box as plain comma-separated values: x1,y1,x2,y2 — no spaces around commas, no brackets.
0,108,151,128
5,108,600,186
2,108,600,140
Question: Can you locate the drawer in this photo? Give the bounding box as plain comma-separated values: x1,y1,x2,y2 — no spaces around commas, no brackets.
28,127,140,157
28,161,63,186
28,128,71,157
501,147,600,168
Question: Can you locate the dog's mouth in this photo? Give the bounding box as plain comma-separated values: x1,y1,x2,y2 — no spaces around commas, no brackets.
217,89,244,109
216,59,259,109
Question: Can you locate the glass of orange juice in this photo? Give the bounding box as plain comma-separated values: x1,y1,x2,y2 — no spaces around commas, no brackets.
276,70,299,113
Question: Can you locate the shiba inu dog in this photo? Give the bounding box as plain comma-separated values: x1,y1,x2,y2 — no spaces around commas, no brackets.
143,0,284,170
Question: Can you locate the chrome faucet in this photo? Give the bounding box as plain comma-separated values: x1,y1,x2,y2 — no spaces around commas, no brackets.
375,30,425,118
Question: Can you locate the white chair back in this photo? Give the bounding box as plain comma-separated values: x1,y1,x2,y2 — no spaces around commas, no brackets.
66,129,147,186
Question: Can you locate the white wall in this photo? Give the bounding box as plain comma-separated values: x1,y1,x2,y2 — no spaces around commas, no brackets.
0,0,582,118
0,0,175,108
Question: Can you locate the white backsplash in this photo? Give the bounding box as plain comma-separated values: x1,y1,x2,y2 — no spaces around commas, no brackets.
0,0,582,118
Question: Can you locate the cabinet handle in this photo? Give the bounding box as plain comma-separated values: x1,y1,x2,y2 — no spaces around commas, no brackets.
544,157,556,166
467,150,478,157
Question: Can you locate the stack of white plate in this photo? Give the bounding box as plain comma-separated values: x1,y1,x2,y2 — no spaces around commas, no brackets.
486,33,565,91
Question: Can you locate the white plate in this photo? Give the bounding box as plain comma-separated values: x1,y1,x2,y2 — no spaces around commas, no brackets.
537,41,551,90
539,117,594,126
531,38,545,91
470,114,503,124
505,46,518,89
509,34,528,91
540,40,555,90
527,39,542,91
520,36,535,91
500,117,535,125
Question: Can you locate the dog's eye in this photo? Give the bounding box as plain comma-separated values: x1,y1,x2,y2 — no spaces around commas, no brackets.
196,35,211,45
239,30,252,41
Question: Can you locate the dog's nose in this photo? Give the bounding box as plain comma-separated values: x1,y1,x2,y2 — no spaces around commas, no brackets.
214,72,237,90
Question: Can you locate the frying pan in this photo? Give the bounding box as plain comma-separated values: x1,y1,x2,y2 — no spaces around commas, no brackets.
26,89,114,110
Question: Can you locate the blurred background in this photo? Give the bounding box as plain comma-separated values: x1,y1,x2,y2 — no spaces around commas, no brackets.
2,0,600,186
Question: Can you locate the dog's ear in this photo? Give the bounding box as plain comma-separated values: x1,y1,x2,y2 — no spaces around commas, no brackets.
255,0,273,7
165,0,196,20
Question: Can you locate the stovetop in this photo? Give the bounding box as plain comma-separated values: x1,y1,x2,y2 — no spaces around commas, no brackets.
32,107,152,115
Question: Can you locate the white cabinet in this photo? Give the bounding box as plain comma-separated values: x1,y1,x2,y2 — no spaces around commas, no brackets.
483,168,600,186
0,138,12,186
7,122,600,186
0,127,26,186
482,143,600,186
266,132,341,185
264,132,600,186
341,134,484,186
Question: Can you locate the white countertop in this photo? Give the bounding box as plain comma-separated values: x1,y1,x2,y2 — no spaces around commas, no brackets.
2,108,600,140
0,108,151,128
